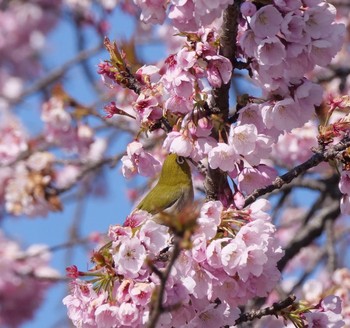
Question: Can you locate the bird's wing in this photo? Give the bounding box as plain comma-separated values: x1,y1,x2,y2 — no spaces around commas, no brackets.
137,184,183,214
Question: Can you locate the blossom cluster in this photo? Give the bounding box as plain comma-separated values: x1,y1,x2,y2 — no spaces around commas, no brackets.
0,1,61,100
97,1,345,201
238,1,344,136
0,97,109,217
121,140,161,178
223,2,345,199
240,2,344,91
99,28,232,125
0,110,28,166
209,0,343,195
41,95,107,159
133,0,234,30
271,121,318,168
103,26,279,195
303,295,344,328
291,268,349,327
63,200,284,327
329,268,350,325
4,151,62,217
0,230,59,327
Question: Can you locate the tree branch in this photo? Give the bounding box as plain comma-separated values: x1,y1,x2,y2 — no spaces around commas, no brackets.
326,219,337,272
147,236,182,328
244,138,350,207
204,3,241,202
235,295,296,325
278,199,340,271
55,154,122,195
8,45,103,105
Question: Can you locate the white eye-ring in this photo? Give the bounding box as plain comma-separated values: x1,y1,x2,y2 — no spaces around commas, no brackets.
176,156,185,164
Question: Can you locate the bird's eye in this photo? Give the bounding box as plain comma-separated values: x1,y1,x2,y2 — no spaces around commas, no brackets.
176,156,185,164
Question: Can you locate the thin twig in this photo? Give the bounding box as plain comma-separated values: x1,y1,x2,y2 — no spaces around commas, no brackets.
271,188,292,224
65,183,89,275
277,176,327,193
235,295,296,325
74,18,101,94
15,238,90,261
55,154,122,195
14,270,69,283
7,45,103,105
288,253,326,295
302,192,328,225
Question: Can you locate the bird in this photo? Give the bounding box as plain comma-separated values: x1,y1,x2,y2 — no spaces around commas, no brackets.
136,153,194,215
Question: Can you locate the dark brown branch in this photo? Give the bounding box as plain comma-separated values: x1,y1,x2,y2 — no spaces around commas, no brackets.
204,167,231,202
277,199,340,271
147,236,182,328
204,3,241,202
271,188,292,224
326,219,337,272
271,176,333,224
220,2,241,67
287,224,350,294
302,192,328,225
210,2,241,117
244,138,350,207
317,66,350,83
235,295,296,325
278,176,327,193
288,258,325,296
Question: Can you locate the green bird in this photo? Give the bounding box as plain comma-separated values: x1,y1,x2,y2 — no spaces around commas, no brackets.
136,153,194,215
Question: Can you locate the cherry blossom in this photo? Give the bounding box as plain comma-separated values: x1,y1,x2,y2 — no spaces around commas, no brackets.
121,141,161,178
5,152,61,217
0,231,59,327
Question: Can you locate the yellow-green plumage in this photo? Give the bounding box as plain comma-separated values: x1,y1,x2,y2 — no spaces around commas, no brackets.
136,153,194,215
